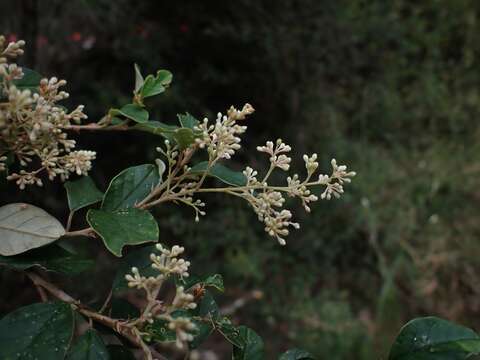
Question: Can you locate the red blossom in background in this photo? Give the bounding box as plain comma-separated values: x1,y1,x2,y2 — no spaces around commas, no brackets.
69,32,82,42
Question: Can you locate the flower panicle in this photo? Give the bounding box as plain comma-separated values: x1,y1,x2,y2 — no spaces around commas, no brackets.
0,34,94,189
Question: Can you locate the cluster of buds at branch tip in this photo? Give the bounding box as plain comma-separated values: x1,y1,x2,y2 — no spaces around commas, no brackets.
124,244,197,349
0,34,95,188
194,103,254,160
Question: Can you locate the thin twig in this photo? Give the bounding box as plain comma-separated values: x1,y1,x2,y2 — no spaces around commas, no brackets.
99,290,112,314
64,227,95,238
66,211,74,232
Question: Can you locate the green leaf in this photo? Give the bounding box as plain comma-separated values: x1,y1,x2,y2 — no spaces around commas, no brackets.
134,63,144,93
190,162,247,187
156,70,173,86
279,349,316,360
177,112,199,129
173,127,196,150
141,76,165,98
196,290,219,319
112,104,149,123
389,316,480,360
140,70,173,99
0,243,94,275
112,245,159,293
0,203,65,256
107,345,135,360
12,68,42,92
216,317,243,348
87,208,159,257
204,274,225,292
181,273,225,292
102,164,160,211
233,326,265,360
65,176,104,212
0,302,74,360
67,329,109,360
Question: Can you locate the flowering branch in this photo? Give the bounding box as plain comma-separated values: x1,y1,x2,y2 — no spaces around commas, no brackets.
0,37,95,188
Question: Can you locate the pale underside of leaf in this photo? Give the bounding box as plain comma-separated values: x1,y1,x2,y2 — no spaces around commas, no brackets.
0,203,65,256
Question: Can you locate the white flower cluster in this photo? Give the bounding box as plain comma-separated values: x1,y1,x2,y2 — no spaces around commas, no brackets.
195,103,254,160
237,139,355,245
152,104,355,246
150,244,191,277
0,36,24,75
124,244,197,349
0,35,95,188
320,159,355,200
125,245,192,290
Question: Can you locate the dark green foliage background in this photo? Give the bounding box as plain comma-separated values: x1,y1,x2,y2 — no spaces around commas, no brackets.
2,1,480,358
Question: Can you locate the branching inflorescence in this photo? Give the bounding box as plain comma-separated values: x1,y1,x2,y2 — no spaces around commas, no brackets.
124,244,197,350
0,36,355,245
0,34,356,359
144,107,356,245
0,36,94,188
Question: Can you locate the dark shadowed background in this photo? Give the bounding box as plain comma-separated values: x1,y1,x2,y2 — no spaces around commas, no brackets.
2,1,480,358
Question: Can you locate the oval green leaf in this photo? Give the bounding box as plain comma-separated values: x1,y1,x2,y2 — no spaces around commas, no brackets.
87,208,159,257
389,316,480,360
102,164,160,211
0,203,65,256
0,302,74,360
65,176,104,212
233,326,265,360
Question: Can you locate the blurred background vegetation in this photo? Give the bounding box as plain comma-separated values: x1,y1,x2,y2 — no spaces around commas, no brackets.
2,0,480,358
